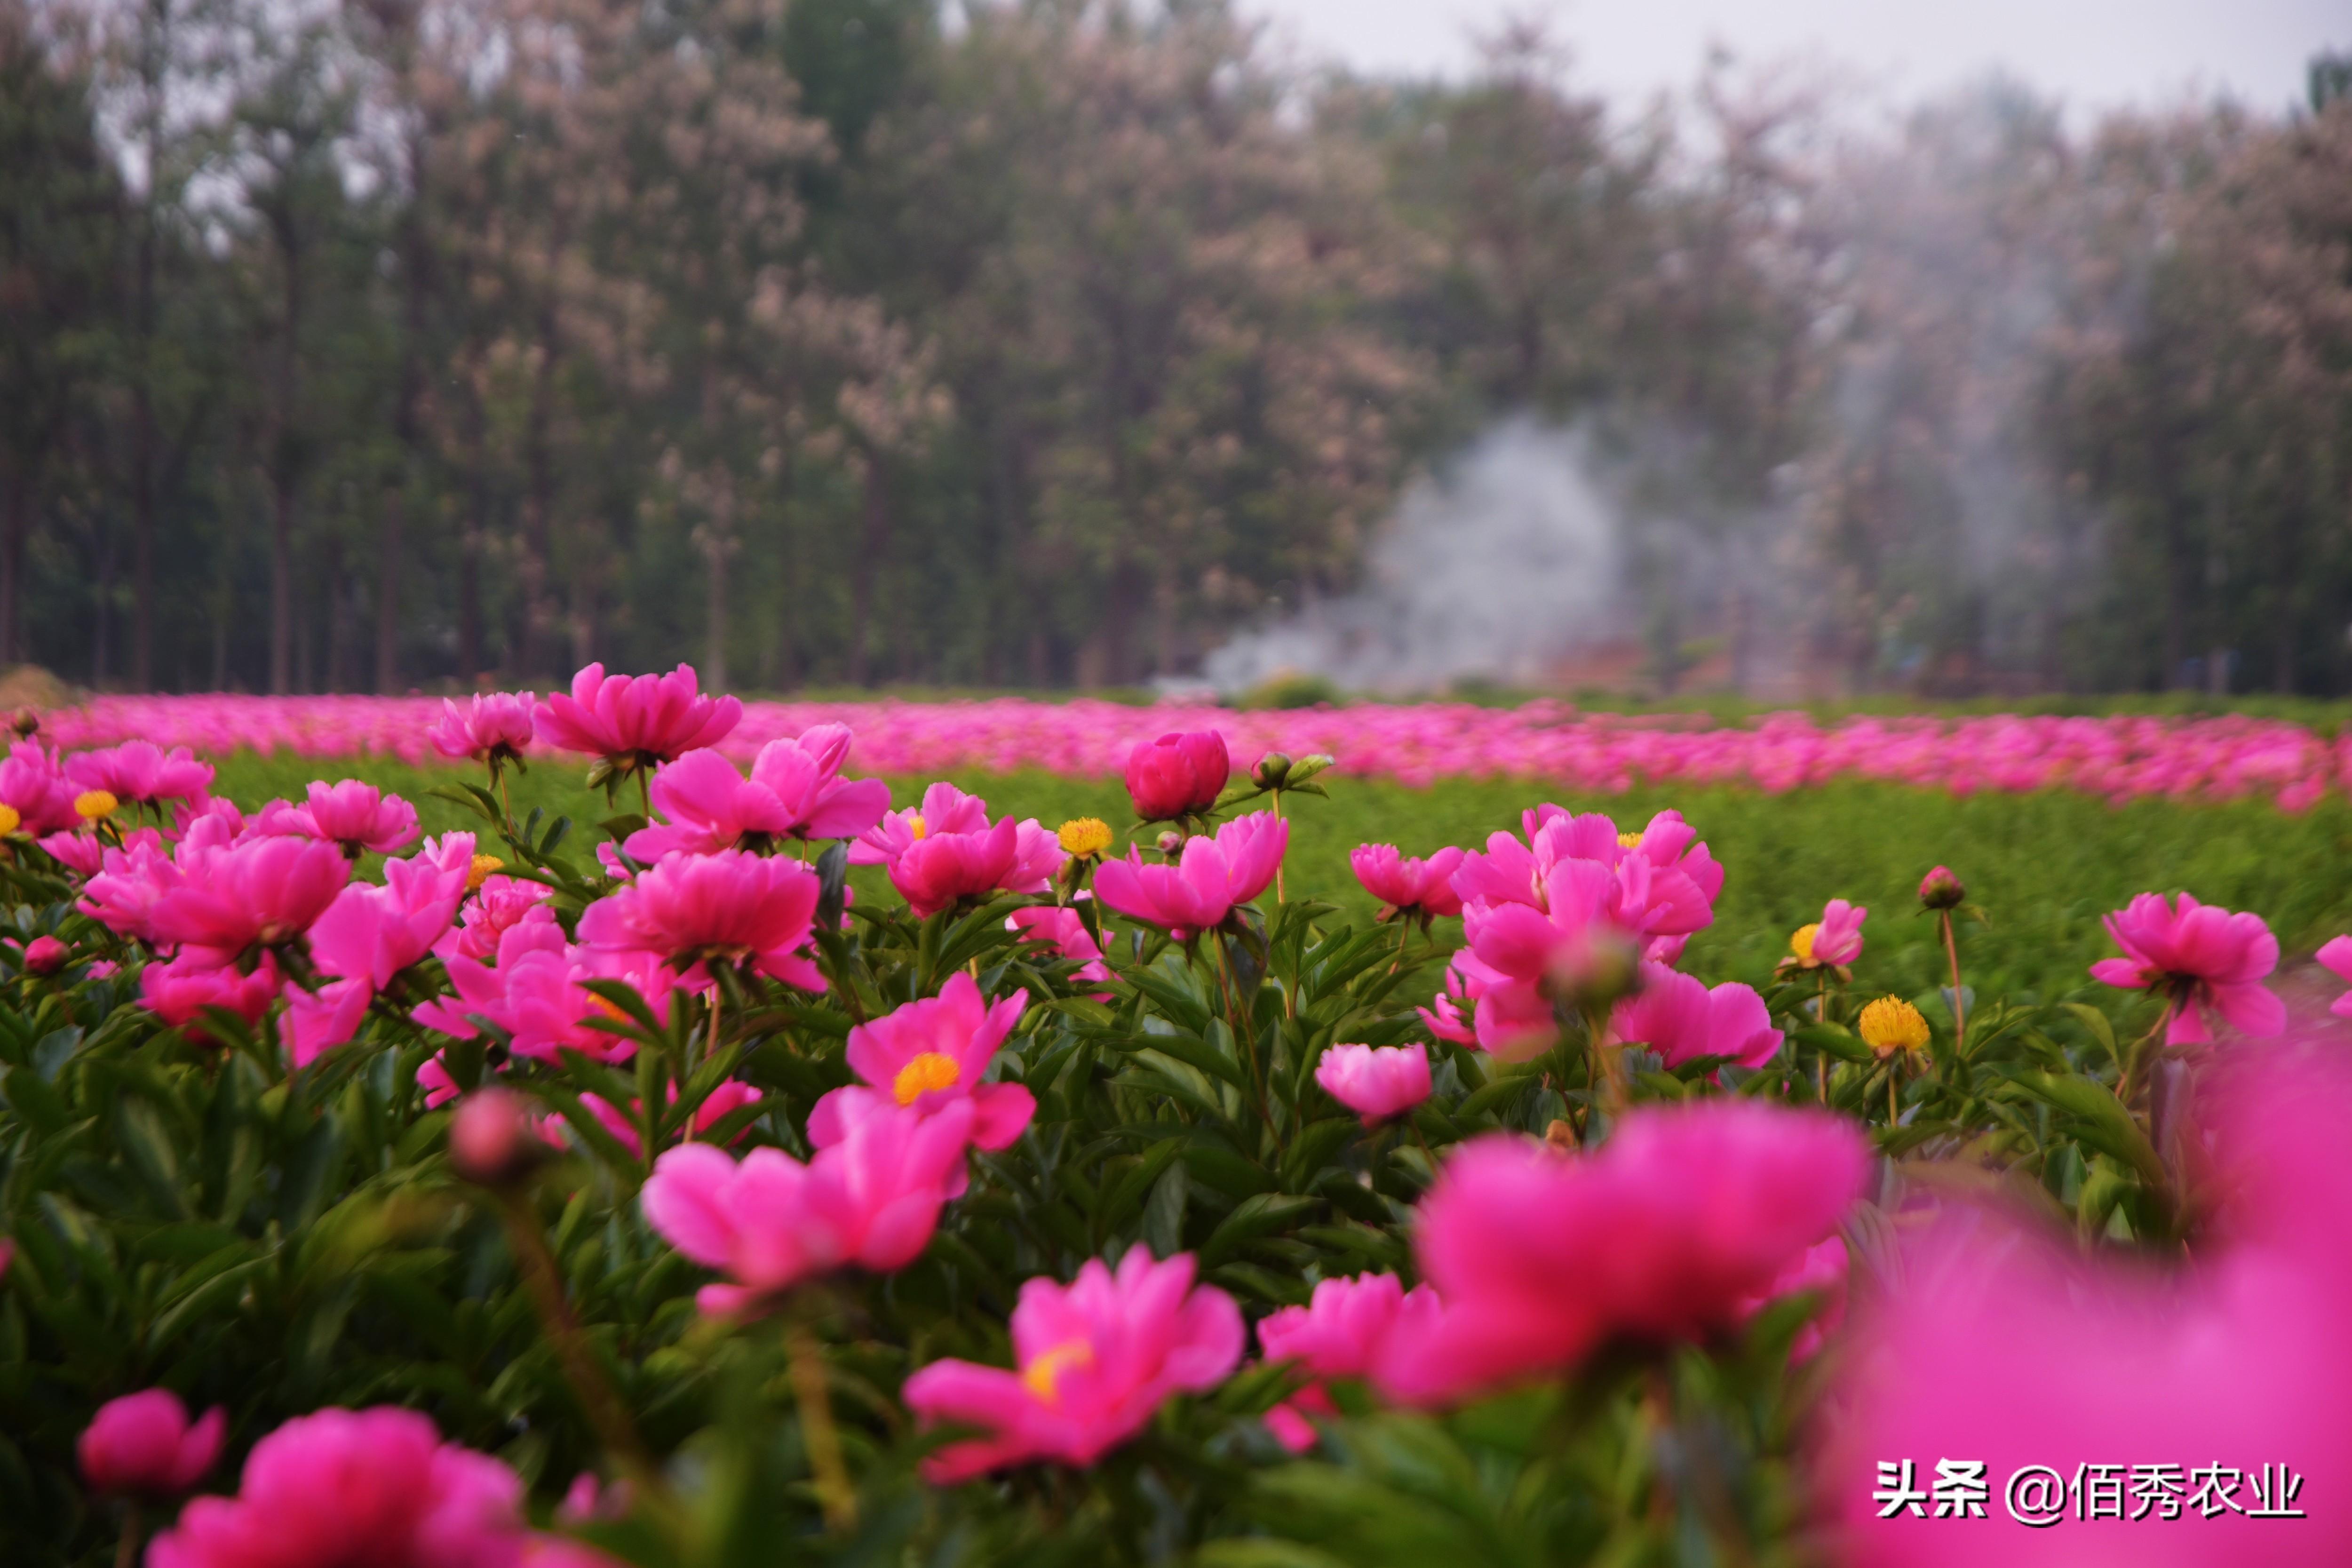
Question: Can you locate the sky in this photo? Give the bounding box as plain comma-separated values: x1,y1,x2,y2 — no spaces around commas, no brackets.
1239,0,2347,118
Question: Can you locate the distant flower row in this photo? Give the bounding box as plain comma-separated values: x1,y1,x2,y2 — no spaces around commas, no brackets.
32,692,2352,807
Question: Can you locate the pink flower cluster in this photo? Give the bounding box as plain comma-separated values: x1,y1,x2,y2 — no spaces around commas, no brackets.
34,697,2352,806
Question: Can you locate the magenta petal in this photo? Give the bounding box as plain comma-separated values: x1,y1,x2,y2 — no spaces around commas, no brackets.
968,1082,1036,1150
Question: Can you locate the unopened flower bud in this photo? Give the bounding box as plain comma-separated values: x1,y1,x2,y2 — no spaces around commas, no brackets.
21,935,67,977
1543,1118,1579,1154
1156,829,1185,857
1918,865,1965,910
1251,751,1293,790
9,708,37,739
450,1088,542,1187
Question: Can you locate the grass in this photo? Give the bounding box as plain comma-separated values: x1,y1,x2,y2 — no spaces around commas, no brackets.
207,753,2352,1023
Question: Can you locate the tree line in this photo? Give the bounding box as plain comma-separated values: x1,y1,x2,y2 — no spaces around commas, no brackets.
2,0,2348,695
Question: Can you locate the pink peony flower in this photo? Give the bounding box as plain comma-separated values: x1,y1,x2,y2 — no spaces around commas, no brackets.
268,780,422,857
886,816,1020,918
308,833,474,990
532,662,740,770
284,978,374,1067
78,1388,226,1497
1452,808,1723,955
1375,1102,1869,1406
1,740,82,835
1256,1271,1440,1451
1807,898,1867,966
1123,730,1232,821
417,919,675,1066
575,849,825,989
1917,864,1965,910
852,781,992,867
1449,855,1693,1061
1007,906,1114,993
1092,812,1287,940
145,1405,606,1568
65,741,215,806
1313,1042,1432,1125
79,833,181,940
428,692,537,766
807,971,1034,1153
2090,891,2285,1044
641,1097,974,1315
1349,844,1466,918
449,1087,544,1185
18,933,68,975
625,728,889,860
1611,962,1782,1072
443,875,556,964
2318,935,2352,1019
39,829,111,877
141,953,284,1033
902,1245,1244,1480
147,836,352,967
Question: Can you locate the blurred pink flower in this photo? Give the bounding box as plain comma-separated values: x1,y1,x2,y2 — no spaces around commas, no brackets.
148,836,352,966
576,848,825,989
1256,1271,1441,1451
1313,1042,1432,1125
18,933,68,975
624,729,890,859
641,1097,974,1314
2319,935,2352,1019
808,971,1033,1154
1612,962,1782,1072
284,978,373,1067
532,661,740,769
141,953,283,1034
1454,808,1722,952
64,741,214,806
428,692,536,766
146,1405,605,1568
78,1389,225,1497
418,919,675,1066
1350,844,1466,918
1123,730,1232,821
577,1079,763,1159
1822,1042,2352,1568
79,834,180,939
903,1245,1244,1480
1093,812,1287,940
2090,891,2284,1044
1377,1102,1868,1406
1733,1235,1847,1362
449,1086,544,1185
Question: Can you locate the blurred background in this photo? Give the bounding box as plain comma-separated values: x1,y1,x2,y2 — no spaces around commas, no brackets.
0,0,2346,703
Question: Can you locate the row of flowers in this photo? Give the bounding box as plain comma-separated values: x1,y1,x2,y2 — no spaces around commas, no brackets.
25,676,2352,806
8,661,2351,1566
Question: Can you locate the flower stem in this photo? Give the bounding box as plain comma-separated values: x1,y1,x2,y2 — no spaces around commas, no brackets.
114,1501,142,1568
1939,910,1966,1046
1270,789,1286,903
785,1313,858,1533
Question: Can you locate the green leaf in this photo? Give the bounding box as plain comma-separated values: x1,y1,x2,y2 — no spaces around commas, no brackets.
1200,1192,1319,1267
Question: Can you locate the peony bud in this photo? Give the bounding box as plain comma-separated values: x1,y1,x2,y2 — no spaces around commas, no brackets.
450,1088,543,1187
1123,731,1231,822
78,1389,226,1498
9,708,38,739
21,935,67,976
1546,926,1643,1016
1155,829,1185,857
1251,751,1293,790
1918,865,1965,910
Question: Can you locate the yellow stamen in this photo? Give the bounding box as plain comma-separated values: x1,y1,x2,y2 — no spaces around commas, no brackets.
585,994,630,1024
907,813,927,840
1859,995,1931,1059
1617,831,1642,849
891,1051,962,1105
1020,1340,1095,1403
0,804,19,836
467,853,506,891
1057,817,1113,857
1788,923,1820,965
74,790,119,821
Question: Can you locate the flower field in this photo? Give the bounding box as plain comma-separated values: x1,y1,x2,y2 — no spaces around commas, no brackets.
39,691,2352,808
4,666,2351,1568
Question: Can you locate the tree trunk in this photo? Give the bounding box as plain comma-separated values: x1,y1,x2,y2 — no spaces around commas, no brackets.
849,453,889,687
376,484,402,691
0,469,26,666
270,477,295,693
268,217,302,695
